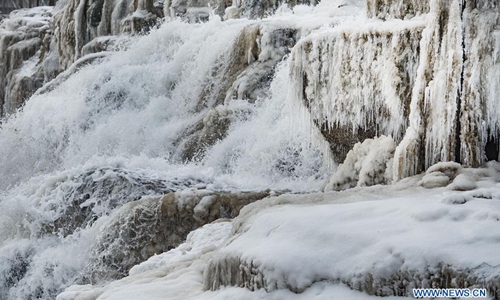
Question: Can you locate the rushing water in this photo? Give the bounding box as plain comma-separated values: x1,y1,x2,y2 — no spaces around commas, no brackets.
0,6,351,297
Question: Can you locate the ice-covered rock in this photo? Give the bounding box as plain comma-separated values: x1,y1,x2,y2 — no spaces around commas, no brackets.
418,171,450,188
323,135,395,191
291,18,424,163
448,173,478,191
35,166,204,238
394,0,500,178
164,0,227,20
179,107,237,161
223,24,297,104
226,0,314,20
165,0,316,21
204,178,500,297
53,0,162,70
366,0,429,20
86,188,270,281
418,162,463,188
0,7,52,117
295,0,500,181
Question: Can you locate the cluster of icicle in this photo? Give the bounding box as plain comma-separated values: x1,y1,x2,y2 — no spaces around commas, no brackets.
291,0,500,190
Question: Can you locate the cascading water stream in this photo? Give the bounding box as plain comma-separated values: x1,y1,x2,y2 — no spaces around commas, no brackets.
0,3,360,296
0,19,323,190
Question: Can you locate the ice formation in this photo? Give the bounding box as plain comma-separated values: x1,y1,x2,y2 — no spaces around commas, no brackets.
53,0,163,70
323,135,395,191
291,17,424,162
293,0,500,182
86,188,270,281
0,7,52,117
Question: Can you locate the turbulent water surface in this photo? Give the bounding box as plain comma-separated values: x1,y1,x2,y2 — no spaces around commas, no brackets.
0,3,351,298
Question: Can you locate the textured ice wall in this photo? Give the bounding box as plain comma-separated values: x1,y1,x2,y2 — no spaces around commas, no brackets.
460,0,500,165
366,0,429,20
86,189,270,282
291,18,424,162
295,0,500,182
53,0,162,70
393,0,464,179
0,7,52,117
394,0,500,179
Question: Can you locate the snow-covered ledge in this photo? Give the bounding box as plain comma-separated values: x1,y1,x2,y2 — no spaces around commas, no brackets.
204,162,500,297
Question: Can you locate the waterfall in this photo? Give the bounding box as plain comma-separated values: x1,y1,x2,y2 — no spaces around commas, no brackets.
0,2,353,297
1,0,500,298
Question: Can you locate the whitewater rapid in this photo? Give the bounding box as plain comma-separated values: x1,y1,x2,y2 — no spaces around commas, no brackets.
0,2,366,297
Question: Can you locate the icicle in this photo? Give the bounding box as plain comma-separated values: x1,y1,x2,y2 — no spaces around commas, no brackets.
290,18,424,164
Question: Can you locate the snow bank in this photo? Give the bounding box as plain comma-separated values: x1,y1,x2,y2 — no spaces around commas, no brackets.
55,164,500,300
58,221,409,300
206,167,500,296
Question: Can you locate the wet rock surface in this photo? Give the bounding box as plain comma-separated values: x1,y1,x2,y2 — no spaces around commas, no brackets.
366,0,429,20
86,188,271,281
38,167,200,238
0,7,53,117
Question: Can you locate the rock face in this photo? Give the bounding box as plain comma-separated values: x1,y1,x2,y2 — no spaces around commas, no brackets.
53,0,163,70
0,7,52,117
224,0,314,20
366,0,429,20
294,0,500,182
86,188,270,281
165,0,314,21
